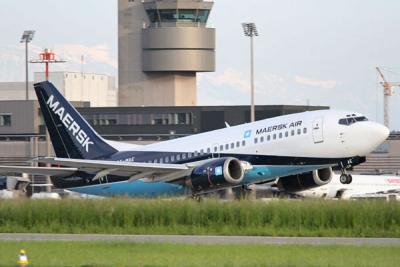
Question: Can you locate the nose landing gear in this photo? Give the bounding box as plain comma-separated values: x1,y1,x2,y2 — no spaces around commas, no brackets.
339,159,353,185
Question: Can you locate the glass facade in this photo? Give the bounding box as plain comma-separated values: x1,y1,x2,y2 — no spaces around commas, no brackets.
146,9,210,23
0,114,11,127
178,9,197,22
146,9,159,23
197,9,210,23
159,9,178,22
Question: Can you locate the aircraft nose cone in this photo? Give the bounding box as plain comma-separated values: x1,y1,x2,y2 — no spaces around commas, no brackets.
373,124,390,143
364,123,390,152
345,122,390,156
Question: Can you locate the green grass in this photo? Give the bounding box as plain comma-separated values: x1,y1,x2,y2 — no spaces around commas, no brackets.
0,199,400,237
0,241,399,267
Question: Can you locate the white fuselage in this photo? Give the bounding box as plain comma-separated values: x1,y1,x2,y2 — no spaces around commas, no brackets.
120,109,389,164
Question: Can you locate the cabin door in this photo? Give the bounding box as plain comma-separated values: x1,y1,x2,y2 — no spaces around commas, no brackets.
312,118,324,143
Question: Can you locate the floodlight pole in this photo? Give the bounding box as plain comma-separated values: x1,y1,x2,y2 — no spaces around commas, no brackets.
21,30,35,100
25,40,29,100
250,34,255,122
242,23,258,122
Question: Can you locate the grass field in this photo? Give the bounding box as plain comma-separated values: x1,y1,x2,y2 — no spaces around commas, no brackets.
0,241,399,267
1,198,400,237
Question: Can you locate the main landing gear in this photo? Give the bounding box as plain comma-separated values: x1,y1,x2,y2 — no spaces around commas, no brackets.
191,193,202,202
339,173,352,184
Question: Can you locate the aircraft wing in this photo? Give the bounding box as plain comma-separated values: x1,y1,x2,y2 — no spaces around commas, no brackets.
0,166,78,176
2,157,337,186
33,157,192,182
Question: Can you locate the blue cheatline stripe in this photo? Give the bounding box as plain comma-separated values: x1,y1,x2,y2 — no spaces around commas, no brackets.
69,180,187,197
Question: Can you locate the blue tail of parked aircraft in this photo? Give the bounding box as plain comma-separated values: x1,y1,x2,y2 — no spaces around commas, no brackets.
34,81,117,159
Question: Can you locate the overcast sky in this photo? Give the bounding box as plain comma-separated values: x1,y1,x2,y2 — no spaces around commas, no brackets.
1,0,399,129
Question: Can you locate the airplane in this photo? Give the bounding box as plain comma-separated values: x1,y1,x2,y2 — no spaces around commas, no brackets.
289,173,400,199
0,81,390,198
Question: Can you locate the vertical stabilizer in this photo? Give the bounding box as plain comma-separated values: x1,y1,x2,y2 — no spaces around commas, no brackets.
34,81,117,159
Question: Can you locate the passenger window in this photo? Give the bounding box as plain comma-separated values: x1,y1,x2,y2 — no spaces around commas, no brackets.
236,141,240,147
171,155,175,162
297,129,301,135
267,135,271,141
260,136,264,142
182,153,187,159
303,128,307,134
159,158,163,163
207,148,211,153
176,154,181,161
194,151,198,157
220,145,224,151
273,134,276,140
279,133,283,139
254,138,258,144
231,143,234,149
291,130,295,136
188,153,192,159
200,149,204,155
242,140,246,146
225,144,229,150
214,146,218,152
165,157,169,163
285,131,288,137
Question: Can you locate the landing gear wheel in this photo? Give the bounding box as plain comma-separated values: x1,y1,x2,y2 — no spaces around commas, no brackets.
339,174,352,184
339,174,347,184
346,174,353,184
239,185,254,200
191,194,202,202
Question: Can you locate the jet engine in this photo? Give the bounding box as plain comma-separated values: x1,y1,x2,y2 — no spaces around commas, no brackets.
276,167,333,192
186,157,245,192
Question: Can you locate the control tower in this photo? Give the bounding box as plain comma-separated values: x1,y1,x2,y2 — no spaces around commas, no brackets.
118,0,215,106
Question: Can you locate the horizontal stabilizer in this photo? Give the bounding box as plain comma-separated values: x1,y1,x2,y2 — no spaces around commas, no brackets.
0,166,78,176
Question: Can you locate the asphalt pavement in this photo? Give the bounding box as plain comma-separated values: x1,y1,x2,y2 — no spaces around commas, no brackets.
0,233,399,246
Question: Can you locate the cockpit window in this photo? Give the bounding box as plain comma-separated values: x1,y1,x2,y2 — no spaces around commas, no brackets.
339,116,368,126
355,116,368,122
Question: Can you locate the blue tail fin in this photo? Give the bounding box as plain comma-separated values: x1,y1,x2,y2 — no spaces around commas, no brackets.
34,81,118,159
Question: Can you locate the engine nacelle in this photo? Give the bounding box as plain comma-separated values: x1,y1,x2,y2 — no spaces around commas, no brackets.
277,167,333,192
186,157,245,192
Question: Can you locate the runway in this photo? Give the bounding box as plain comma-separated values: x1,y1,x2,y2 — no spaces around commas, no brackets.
1,233,399,246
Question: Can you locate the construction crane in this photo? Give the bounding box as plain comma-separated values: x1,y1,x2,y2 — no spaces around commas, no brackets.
376,67,400,129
